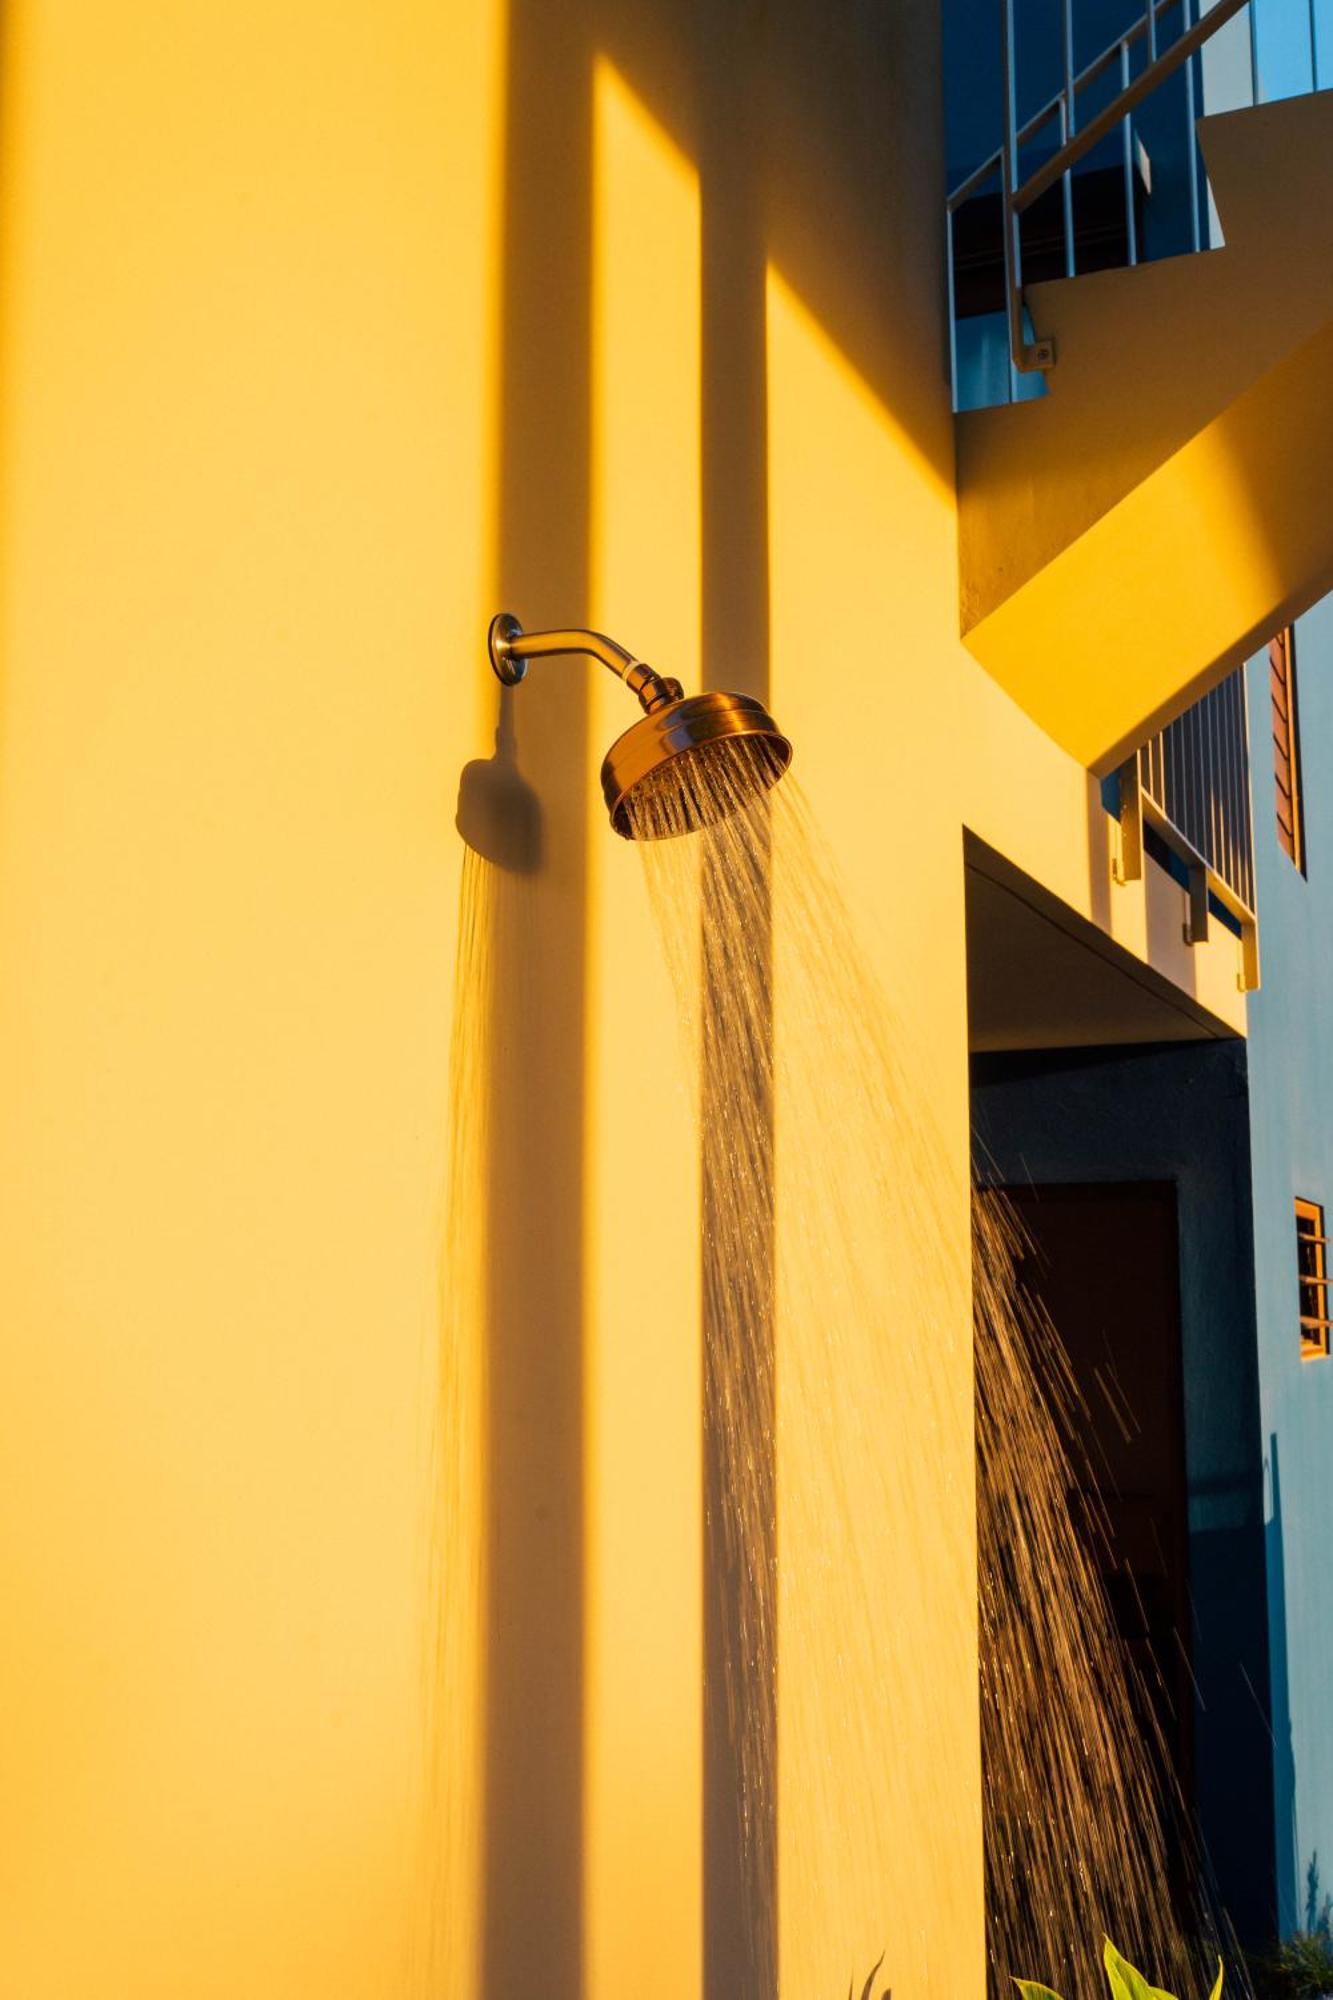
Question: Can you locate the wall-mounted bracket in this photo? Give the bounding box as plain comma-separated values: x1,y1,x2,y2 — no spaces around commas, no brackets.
487,612,683,714
1184,863,1210,947
1112,756,1144,885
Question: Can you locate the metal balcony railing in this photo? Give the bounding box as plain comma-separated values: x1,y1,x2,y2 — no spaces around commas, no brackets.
1114,667,1259,990
945,0,1309,410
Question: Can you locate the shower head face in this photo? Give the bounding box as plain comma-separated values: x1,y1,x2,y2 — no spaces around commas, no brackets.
601,689,792,839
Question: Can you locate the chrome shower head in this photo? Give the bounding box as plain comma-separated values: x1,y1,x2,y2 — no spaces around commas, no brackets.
487,614,792,840
599,689,790,838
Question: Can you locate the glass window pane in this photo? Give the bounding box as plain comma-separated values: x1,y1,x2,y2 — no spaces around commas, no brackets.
1253,0,1315,100
1315,0,1333,87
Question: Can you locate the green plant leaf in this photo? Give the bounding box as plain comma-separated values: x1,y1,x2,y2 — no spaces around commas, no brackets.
1102,1938,1177,2000
1013,1982,1065,2000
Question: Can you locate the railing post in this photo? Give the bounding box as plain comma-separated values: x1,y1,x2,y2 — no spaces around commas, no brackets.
999,0,1023,392
1061,0,1076,276
946,205,959,410
1113,756,1144,885
1310,0,1321,89
1184,23,1201,252
1184,862,1210,946
1240,918,1261,993
1000,0,1055,381
1120,40,1139,267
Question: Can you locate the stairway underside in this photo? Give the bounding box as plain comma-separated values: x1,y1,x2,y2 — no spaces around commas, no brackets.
957,91,1333,772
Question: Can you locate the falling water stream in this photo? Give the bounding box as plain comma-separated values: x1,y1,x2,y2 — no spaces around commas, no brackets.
626,738,1244,1998
415,847,493,1998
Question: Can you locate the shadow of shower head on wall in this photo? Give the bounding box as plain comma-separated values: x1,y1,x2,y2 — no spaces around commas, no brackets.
488,612,792,838
455,689,544,873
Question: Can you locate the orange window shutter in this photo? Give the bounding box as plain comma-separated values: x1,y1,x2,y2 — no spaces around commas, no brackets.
1270,628,1304,870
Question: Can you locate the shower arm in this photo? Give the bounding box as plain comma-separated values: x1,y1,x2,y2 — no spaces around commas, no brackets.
488,613,684,715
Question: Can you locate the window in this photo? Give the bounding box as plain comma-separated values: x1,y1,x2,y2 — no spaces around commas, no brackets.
1296,1198,1330,1360
1270,626,1305,872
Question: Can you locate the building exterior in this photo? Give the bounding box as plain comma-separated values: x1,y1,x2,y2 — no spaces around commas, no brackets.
962,0,1333,1963
0,2,1327,1996
1244,593,1333,1938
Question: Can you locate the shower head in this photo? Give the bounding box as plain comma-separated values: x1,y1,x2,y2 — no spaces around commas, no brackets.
599,689,790,838
488,613,791,840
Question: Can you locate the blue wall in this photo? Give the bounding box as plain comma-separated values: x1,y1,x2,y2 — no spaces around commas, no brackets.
972,1040,1275,1943
1244,590,1333,1935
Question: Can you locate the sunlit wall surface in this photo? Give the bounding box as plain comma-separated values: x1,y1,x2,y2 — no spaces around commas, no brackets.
0,1,1259,1995
0,1,506,1993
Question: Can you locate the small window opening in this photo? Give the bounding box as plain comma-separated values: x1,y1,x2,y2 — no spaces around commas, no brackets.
1296,1198,1329,1360
1270,626,1305,873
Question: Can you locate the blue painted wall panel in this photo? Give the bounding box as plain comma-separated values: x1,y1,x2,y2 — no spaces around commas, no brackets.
1244,589,1333,1933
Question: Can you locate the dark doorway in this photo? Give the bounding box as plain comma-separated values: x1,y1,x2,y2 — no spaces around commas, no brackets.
1003,1181,1195,1801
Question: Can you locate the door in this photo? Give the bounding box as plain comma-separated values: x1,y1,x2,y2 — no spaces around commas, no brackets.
1003,1181,1194,1800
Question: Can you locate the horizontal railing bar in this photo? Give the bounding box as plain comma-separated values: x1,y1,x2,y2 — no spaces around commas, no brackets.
1119,705,1258,989
946,0,1235,209
948,71,1103,207
948,155,1004,212
1014,0,1250,213
1141,697,1256,908
1139,791,1256,923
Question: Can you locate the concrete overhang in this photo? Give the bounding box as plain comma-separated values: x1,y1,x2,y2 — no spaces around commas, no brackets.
957,90,1333,773
965,835,1244,1052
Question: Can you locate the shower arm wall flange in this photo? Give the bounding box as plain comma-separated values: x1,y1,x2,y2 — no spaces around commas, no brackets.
488,612,684,715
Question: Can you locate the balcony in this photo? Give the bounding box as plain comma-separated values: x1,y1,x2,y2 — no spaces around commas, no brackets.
1115,665,1259,990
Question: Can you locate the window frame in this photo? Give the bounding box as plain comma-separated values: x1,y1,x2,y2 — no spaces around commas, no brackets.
1270,625,1306,874
1296,1196,1330,1360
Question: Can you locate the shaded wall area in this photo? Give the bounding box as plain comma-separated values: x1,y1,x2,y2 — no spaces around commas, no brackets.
972,1040,1276,1945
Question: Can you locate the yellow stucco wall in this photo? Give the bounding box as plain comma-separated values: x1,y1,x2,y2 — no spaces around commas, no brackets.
0,4,1245,1997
